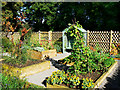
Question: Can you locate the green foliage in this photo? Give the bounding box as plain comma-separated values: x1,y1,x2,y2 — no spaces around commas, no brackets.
25,2,61,31
1,73,43,89
53,38,62,52
2,37,14,52
3,46,29,65
2,2,24,31
47,70,81,88
81,78,94,88
47,70,66,85
64,22,115,75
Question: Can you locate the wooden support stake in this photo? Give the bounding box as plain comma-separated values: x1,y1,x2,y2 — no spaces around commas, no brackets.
49,31,52,44
87,30,89,46
110,30,113,52
39,30,41,44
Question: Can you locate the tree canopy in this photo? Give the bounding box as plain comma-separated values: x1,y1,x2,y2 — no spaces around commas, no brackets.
2,2,120,32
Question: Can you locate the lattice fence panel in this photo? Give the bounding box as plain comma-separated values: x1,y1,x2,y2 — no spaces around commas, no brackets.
52,32,62,41
1,32,20,43
112,31,120,47
88,31,110,53
30,32,39,44
40,31,49,40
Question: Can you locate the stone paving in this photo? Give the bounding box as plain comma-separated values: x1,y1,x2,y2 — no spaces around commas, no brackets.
25,52,71,87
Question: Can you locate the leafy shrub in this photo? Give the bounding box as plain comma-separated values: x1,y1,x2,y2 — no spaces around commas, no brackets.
64,22,115,75
2,37,14,52
47,70,66,85
3,46,29,65
1,73,43,89
53,38,62,52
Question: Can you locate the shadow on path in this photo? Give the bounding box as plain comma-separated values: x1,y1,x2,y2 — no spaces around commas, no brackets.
104,60,120,89
48,58,70,72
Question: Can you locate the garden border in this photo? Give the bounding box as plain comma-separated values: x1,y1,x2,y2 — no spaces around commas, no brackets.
94,61,117,88
46,61,118,88
27,49,57,60
2,60,50,79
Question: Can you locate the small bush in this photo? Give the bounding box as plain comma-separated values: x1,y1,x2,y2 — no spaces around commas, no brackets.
2,37,14,52
1,73,43,89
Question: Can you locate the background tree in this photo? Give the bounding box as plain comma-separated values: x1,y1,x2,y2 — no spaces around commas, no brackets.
24,2,61,31
2,2,24,32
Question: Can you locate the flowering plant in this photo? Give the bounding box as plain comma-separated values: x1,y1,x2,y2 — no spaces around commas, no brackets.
46,70,66,85
81,77,94,88
40,40,54,50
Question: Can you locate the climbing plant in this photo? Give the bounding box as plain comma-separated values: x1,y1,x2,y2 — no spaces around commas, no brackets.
63,21,115,75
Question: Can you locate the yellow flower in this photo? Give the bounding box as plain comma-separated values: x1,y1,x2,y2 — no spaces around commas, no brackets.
78,81,80,83
82,86,84,88
60,77,62,79
86,78,89,82
31,44,34,46
92,83,94,85
82,78,84,80
89,83,91,86
90,78,92,81
51,79,53,82
67,77,70,80
74,82,76,84
82,83,84,85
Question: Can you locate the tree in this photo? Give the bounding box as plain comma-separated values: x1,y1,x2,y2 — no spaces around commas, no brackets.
2,2,24,31
24,2,61,31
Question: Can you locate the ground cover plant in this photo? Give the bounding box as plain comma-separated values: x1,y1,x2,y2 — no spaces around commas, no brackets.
46,21,115,89
1,72,43,89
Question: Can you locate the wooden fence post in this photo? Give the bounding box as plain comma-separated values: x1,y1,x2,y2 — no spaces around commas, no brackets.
49,31,52,44
110,30,113,52
39,30,41,44
87,30,89,46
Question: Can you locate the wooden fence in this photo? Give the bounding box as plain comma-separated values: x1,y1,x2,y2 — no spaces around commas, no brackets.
1,31,63,44
1,30,119,53
87,30,120,53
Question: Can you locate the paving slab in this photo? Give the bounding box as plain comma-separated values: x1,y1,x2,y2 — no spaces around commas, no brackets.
25,66,59,87
52,52,71,61
25,53,71,87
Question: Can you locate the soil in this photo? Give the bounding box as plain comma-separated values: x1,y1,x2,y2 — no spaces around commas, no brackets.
78,71,103,82
2,59,46,68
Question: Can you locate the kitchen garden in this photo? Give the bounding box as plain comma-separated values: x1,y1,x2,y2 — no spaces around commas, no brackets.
46,21,116,89
1,18,117,89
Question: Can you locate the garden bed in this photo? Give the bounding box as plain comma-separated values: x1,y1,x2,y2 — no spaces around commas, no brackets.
46,61,117,88
2,60,50,79
27,49,57,60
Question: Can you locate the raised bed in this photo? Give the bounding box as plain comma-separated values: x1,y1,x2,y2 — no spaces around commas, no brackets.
46,61,118,88
27,49,57,60
46,83,69,89
2,60,50,79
